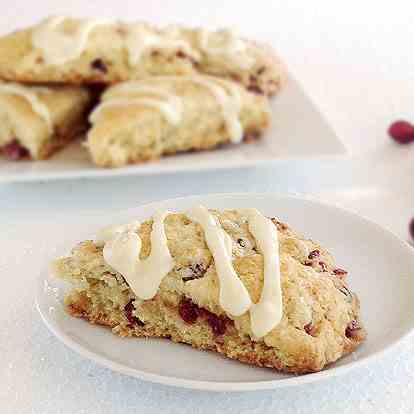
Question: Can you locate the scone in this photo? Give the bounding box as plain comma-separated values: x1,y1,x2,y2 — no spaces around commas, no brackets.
0,16,286,96
52,206,366,374
0,82,93,160
87,76,271,167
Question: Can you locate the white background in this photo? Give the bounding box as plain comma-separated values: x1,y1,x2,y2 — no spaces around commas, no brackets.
1,1,414,413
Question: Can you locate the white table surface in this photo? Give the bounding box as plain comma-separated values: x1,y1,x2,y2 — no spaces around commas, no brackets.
1,1,414,413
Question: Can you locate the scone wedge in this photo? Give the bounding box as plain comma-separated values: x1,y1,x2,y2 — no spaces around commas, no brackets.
0,82,93,160
0,17,286,96
52,207,366,374
87,76,271,167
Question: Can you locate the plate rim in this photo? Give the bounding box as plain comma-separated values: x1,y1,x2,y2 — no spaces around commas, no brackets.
36,192,414,392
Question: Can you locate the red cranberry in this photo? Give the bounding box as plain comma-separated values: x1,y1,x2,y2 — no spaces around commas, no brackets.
308,250,320,260
333,268,348,278
304,322,317,336
247,84,264,95
388,120,414,144
409,217,414,240
90,58,108,73
271,218,288,231
345,320,361,338
124,300,144,326
319,261,328,272
176,50,187,58
206,313,227,336
1,140,29,160
178,298,199,324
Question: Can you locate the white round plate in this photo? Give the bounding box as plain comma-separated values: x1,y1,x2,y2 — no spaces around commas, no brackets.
36,193,414,391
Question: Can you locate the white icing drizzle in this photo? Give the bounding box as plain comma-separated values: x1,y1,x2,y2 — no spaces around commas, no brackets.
95,220,141,247
30,17,253,73
32,16,111,65
186,76,243,143
98,206,282,338
90,97,182,125
125,24,198,65
103,211,174,300
242,209,283,338
186,206,252,316
90,82,183,125
90,76,242,141
0,83,52,131
197,28,254,69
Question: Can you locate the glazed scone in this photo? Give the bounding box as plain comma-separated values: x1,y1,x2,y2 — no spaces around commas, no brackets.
87,76,271,167
0,17,286,96
0,82,93,160
52,207,366,374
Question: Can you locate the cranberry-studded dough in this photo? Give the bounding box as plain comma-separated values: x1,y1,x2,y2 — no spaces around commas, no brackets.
0,82,93,160
52,208,366,374
0,17,286,96
87,76,271,167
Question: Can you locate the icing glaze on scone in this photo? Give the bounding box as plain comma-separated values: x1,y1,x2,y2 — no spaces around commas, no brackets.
31,16,253,73
103,211,174,300
97,206,283,338
0,17,286,95
90,82,183,125
0,83,52,131
125,23,199,65
186,76,243,142
32,16,111,65
242,209,282,338
186,206,252,316
197,28,254,70
89,76,244,143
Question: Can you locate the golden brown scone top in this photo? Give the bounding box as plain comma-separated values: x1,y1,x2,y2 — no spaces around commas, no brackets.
54,209,365,370
0,17,286,95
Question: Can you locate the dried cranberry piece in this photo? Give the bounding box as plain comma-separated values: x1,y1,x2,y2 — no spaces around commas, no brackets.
247,85,264,95
176,50,187,58
308,250,320,260
178,298,199,324
1,140,29,160
206,313,227,336
319,261,328,272
124,300,144,326
271,218,288,231
304,261,313,266
90,58,108,73
345,320,361,338
304,322,317,336
333,268,348,277
178,298,229,335
388,120,414,144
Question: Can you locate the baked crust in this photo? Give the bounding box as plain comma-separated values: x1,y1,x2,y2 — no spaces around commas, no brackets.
0,83,93,160
87,77,271,167
0,19,286,96
52,210,366,374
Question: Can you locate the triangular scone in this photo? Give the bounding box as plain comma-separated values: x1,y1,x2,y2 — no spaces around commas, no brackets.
52,208,366,374
0,17,286,96
87,76,271,167
0,82,93,160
